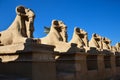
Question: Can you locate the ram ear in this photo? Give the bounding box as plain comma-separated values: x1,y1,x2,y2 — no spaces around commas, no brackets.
103,37,105,40
92,33,96,37
74,27,80,33
52,20,59,26
16,6,26,14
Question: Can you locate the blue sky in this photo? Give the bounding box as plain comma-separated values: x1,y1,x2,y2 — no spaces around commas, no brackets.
0,0,120,45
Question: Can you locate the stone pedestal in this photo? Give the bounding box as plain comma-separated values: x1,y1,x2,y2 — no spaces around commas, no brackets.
97,54,105,80
75,53,87,80
0,43,56,80
111,54,116,77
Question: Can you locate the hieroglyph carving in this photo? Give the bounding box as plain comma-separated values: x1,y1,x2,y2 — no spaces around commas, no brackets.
69,27,88,48
0,6,35,45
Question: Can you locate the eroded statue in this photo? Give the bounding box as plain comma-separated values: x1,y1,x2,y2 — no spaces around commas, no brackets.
0,6,35,46
39,20,83,52
69,27,89,48
102,37,111,50
89,33,102,50
40,20,68,45
59,21,68,42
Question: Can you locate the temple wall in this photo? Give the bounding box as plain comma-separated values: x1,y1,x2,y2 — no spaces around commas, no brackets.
116,56,120,76
0,47,120,80
55,53,120,80
0,41,119,80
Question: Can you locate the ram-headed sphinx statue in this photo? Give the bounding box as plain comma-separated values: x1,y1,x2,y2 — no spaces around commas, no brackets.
89,33,102,51
69,27,88,48
102,37,111,50
40,20,68,45
0,6,35,46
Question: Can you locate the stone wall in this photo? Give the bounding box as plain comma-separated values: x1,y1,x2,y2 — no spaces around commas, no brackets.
0,50,120,80
55,52,120,80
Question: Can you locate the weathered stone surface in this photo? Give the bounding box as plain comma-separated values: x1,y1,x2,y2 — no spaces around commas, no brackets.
40,20,84,53
0,42,56,80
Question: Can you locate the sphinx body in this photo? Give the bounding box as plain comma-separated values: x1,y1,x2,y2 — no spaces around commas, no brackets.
0,6,35,46
69,27,89,49
40,20,82,52
40,20,69,52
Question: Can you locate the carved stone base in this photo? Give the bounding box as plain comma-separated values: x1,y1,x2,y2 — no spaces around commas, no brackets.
0,43,56,80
